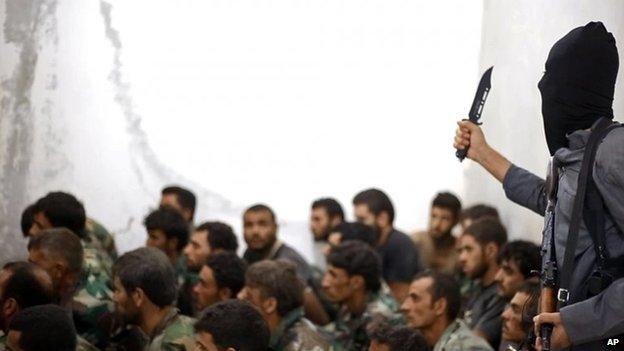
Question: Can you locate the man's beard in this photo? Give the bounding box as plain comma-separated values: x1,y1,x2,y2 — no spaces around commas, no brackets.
244,236,277,264
471,255,489,280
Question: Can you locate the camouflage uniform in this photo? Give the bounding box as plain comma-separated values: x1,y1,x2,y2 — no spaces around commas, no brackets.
0,332,6,351
432,319,493,351
73,241,115,346
85,218,118,264
324,291,402,351
106,307,195,351
270,307,331,351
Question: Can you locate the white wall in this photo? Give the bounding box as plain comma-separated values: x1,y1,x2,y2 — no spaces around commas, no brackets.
2,0,483,262
464,0,624,242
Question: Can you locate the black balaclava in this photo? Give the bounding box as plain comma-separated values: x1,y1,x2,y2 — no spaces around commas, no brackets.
538,21,619,155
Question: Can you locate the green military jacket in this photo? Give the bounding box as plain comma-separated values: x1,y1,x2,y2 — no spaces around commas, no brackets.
73,239,115,346
324,291,402,351
147,308,195,351
270,307,331,351
433,319,493,351
85,218,118,265
105,307,195,351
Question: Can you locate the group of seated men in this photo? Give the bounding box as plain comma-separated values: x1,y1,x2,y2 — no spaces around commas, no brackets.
0,187,542,351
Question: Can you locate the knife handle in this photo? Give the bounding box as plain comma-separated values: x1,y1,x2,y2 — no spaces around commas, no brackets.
455,118,472,162
456,148,468,162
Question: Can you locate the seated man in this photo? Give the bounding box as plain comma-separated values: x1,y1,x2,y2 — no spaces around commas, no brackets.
0,262,55,348
458,217,508,348
323,241,401,350
194,300,270,351
368,324,429,351
109,247,195,350
27,228,112,347
412,192,462,274
27,191,117,264
242,203,329,326
310,198,345,270
160,185,197,225
182,221,239,316
6,304,77,351
193,252,247,312
144,207,190,271
353,188,421,302
184,221,239,271
239,260,330,351
494,241,540,299
501,281,539,351
401,271,492,351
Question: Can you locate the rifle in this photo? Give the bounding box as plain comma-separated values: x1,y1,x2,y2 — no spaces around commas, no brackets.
539,159,558,351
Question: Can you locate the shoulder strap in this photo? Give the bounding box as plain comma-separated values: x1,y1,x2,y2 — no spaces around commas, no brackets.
557,118,616,307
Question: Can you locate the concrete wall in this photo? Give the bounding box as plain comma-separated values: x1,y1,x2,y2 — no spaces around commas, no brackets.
464,0,624,242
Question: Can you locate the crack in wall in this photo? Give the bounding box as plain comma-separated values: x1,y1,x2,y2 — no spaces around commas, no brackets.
98,0,233,212
0,0,58,260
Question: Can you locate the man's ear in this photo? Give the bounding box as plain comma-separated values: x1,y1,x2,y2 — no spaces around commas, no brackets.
485,242,499,261
131,288,146,308
262,296,278,315
167,238,179,254
218,287,233,301
377,212,390,228
350,275,365,291
433,297,447,317
2,298,18,320
330,216,342,228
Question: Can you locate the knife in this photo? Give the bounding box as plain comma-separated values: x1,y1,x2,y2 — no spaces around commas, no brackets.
456,66,493,162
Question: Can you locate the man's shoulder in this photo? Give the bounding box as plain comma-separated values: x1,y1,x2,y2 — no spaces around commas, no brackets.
285,318,331,351
154,314,196,351
411,230,429,243
365,292,402,324
438,321,493,351
276,243,307,262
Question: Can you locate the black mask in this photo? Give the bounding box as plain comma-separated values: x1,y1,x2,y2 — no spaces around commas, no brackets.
538,22,619,155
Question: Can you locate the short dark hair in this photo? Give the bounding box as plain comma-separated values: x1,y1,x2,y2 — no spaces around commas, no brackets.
352,188,395,224
161,185,197,220
144,207,189,251
28,228,84,275
9,304,77,351
21,204,36,237
460,204,499,223
196,221,239,252
194,300,270,351
312,198,345,222
412,270,461,320
243,204,277,223
33,192,86,238
387,327,428,351
245,260,304,317
327,240,382,292
368,322,428,351
497,240,541,279
330,222,379,247
113,247,177,307
205,252,247,297
432,192,462,218
1,262,55,308
463,217,508,248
